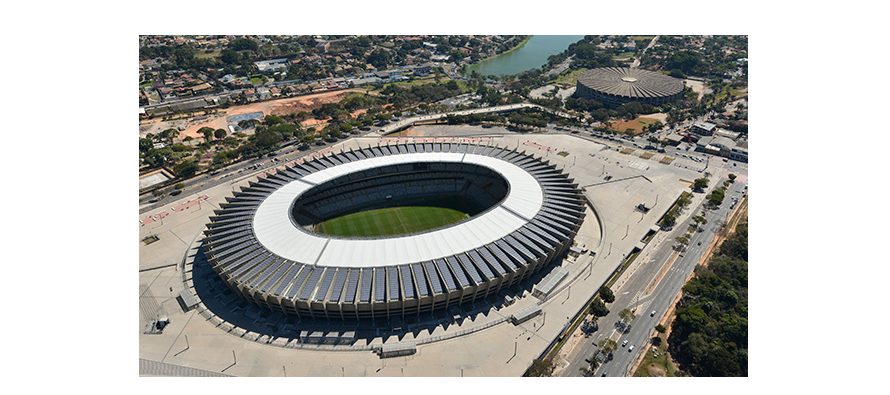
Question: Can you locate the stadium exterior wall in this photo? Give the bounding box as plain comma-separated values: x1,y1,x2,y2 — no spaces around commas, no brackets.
574,81,684,106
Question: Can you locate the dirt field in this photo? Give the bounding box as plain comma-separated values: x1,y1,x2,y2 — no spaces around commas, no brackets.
609,113,667,135
139,89,370,140
684,79,707,101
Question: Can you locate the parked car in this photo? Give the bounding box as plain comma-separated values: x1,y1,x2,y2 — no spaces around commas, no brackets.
628,345,635,352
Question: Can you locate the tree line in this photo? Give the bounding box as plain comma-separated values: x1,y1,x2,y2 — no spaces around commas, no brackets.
667,218,748,376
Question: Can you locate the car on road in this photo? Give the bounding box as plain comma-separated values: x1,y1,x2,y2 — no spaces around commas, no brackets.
622,340,628,347
628,345,635,352
650,310,656,317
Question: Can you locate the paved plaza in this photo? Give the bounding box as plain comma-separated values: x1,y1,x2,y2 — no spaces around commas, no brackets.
139,128,706,376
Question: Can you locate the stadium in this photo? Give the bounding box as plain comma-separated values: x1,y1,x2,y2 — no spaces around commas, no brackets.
201,142,586,321
575,67,685,106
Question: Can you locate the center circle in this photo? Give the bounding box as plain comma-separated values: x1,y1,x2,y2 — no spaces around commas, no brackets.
620,76,638,83
290,162,509,239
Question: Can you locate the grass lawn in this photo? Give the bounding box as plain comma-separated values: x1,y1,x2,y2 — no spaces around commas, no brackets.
195,49,221,60
614,51,635,60
316,206,469,237
551,68,588,87
712,85,747,103
249,75,266,85
633,335,680,377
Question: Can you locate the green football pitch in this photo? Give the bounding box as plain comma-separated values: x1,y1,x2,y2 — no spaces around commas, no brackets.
316,206,469,237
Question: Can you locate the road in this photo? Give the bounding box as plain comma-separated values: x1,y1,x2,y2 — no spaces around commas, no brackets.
630,36,659,69
138,131,373,213
141,103,550,213
594,179,746,377
557,172,746,376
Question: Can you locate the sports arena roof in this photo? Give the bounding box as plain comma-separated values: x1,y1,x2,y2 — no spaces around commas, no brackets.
576,67,684,101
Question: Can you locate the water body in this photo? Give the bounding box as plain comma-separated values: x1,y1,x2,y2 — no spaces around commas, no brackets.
468,35,585,76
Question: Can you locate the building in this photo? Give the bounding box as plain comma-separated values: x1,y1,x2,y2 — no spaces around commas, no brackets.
714,127,741,140
695,135,748,162
575,67,684,106
201,143,586,321
413,63,433,76
255,58,289,72
690,122,718,136
664,132,685,146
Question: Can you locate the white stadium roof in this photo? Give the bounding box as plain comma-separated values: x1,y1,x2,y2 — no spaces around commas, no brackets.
252,152,544,267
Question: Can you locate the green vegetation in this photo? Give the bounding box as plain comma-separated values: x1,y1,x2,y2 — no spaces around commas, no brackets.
590,299,610,317
599,286,615,303
249,75,266,85
551,68,588,86
172,159,198,177
633,336,680,377
668,217,748,376
526,358,555,377
194,49,221,60
379,80,468,107
316,206,469,238
705,183,728,208
692,177,709,192
659,192,693,229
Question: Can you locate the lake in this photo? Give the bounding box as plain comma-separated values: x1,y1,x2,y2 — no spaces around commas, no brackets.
467,35,585,77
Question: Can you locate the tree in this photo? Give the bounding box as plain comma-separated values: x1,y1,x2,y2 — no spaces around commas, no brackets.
655,324,666,334
619,308,636,324
228,38,258,52
173,160,198,178
692,177,709,192
676,235,690,246
728,173,737,182
599,286,615,304
198,127,215,144
590,299,610,317
174,182,184,190
526,358,555,377
220,49,240,64
214,129,227,139
661,212,677,229
667,218,748,376
367,49,391,69
139,137,154,153
264,115,284,126
598,338,618,355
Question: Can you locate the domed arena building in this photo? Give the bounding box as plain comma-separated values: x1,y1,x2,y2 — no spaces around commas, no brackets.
574,67,685,106
200,142,586,321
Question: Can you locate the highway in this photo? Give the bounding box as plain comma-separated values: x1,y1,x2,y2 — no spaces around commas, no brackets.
598,178,745,377
559,176,746,376
141,103,545,213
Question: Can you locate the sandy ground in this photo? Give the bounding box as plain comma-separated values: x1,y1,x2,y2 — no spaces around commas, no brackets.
684,79,707,101
139,89,368,140
529,84,576,100
609,113,667,134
